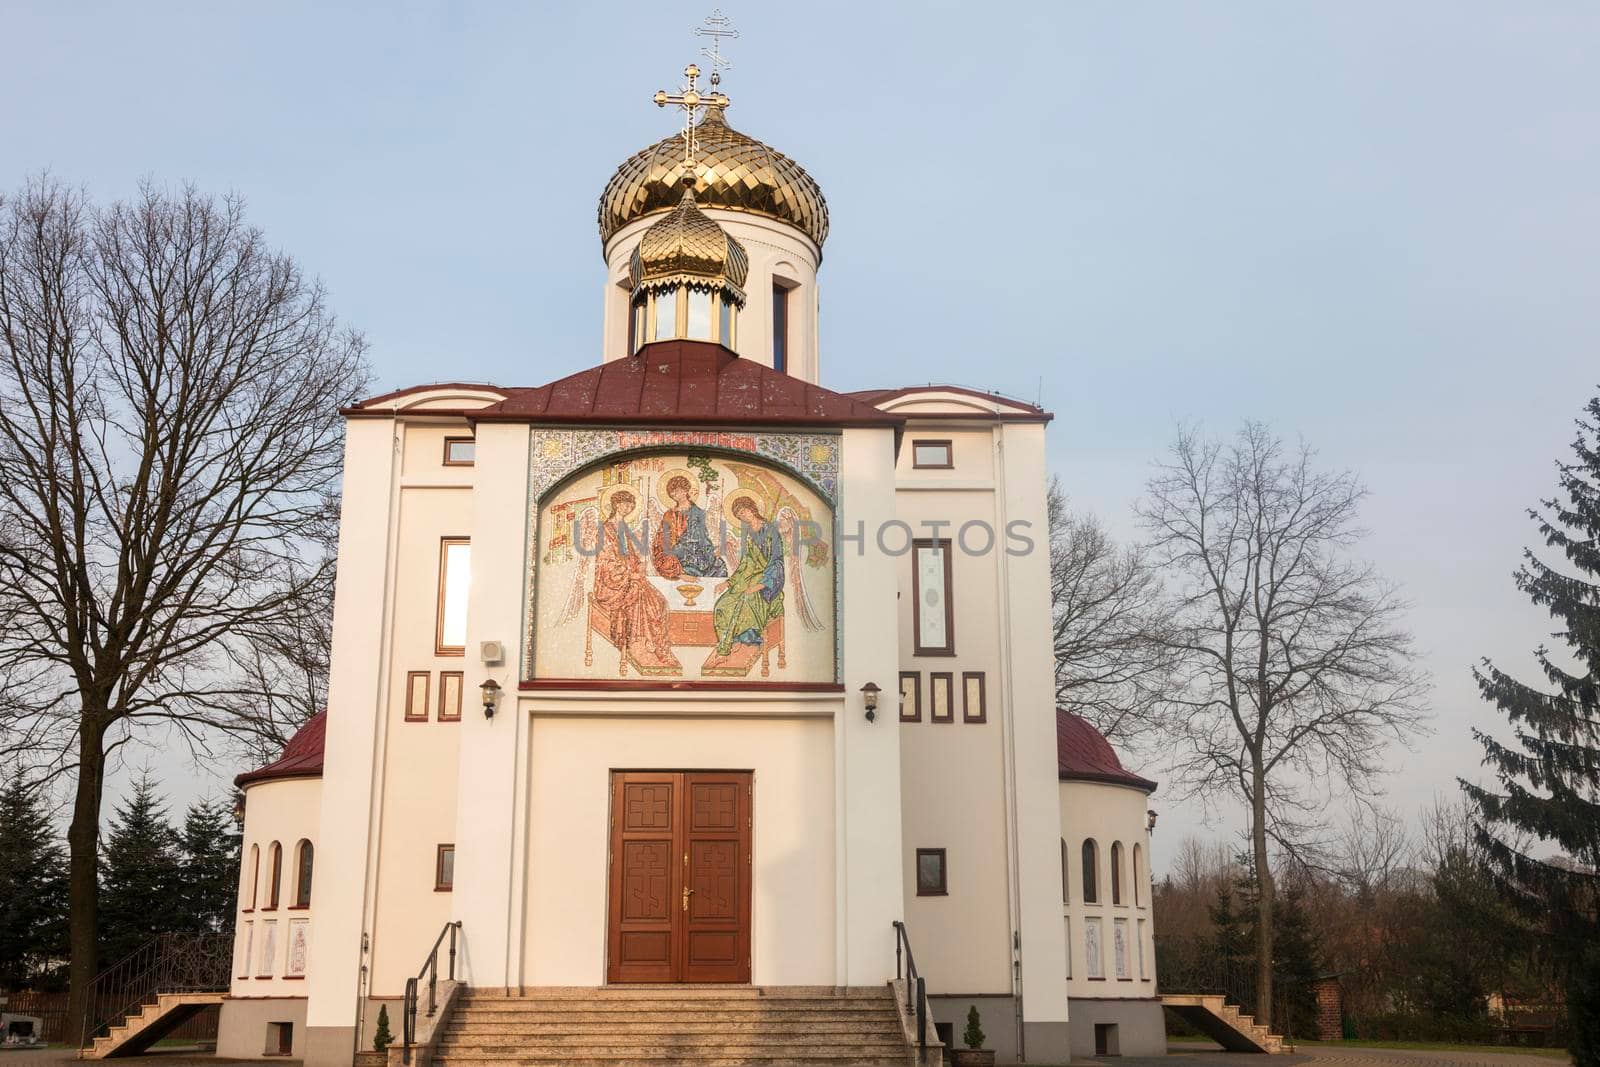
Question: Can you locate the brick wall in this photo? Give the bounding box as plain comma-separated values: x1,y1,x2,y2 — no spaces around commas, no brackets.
1310,977,1343,1041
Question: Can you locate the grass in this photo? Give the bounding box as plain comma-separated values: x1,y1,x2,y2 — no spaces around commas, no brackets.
1294,1037,1570,1058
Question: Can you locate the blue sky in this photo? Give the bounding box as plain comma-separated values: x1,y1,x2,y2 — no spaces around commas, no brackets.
3,2,1597,873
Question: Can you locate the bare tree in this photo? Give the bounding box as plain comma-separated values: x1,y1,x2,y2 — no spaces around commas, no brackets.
1136,421,1429,1026
1049,477,1178,747
0,179,367,1039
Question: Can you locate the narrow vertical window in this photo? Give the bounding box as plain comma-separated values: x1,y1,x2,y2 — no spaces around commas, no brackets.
436,538,470,655
912,539,955,656
404,671,430,722
686,288,713,340
631,295,646,353
1111,841,1124,905
771,283,788,373
245,844,259,911
266,842,282,910
438,671,464,722
436,844,456,891
294,841,314,908
929,672,954,723
653,287,677,341
1133,844,1143,906
1061,839,1070,903
1082,840,1099,904
718,295,732,346
962,672,987,723
899,671,921,723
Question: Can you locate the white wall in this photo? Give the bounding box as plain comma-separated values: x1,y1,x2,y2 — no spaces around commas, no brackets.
232,776,322,999
518,712,836,986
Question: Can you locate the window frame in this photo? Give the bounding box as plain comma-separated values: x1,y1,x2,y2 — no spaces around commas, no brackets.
405,671,431,722
911,538,956,657
244,843,259,912
771,281,789,373
961,671,987,724
1133,843,1144,907
442,436,476,467
1081,839,1100,904
435,537,470,656
898,671,921,723
911,439,954,470
1111,841,1124,905
915,847,948,897
435,844,455,892
438,670,464,722
1061,838,1070,903
265,842,282,911
292,840,313,909
929,672,954,724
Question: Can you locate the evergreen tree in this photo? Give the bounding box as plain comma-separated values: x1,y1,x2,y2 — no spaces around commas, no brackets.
1465,392,1600,1066
178,798,241,934
372,1005,393,1053
0,774,69,990
98,776,183,964
1271,880,1323,1039
1209,877,1255,1008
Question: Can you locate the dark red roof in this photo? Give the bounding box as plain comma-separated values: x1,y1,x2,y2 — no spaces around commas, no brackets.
1057,709,1157,793
235,712,326,789
469,341,902,428
846,384,1053,423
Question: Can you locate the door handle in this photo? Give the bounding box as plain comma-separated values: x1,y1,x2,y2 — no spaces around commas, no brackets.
682,886,695,911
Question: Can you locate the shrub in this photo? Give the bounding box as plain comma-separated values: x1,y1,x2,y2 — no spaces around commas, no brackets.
963,1005,986,1050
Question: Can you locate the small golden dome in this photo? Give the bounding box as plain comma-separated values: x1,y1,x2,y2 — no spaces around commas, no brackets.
628,182,750,306
600,107,829,252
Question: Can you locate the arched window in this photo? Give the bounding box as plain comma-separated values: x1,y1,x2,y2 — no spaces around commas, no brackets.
266,841,282,910
1111,841,1125,905
294,840,314,908
1060,839,1070,903
1133,843,1144,906
245,844,259,910
1081,840,1099,904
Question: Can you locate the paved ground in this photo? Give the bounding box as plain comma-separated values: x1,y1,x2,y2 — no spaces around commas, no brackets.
1105,1043,1569,1066
0,1050,267,1067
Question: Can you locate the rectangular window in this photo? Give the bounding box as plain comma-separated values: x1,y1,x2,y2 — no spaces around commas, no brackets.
265,1021,293,1057
438,671,463,722
772,283,788,373
929,672,954,723
404,671,430,722
898,671,921,723
912,539,955,656
718,295,732,346
962,671,987,723
435,844,455,891
442,436,475,466
912,439,953,469
631,297,645,353
687,288,713,340
436,538,470,655
1085,916,1104,979
915,848,947,896
654,288,677,341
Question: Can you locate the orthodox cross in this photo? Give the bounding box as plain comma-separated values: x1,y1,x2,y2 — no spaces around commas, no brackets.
695,9,739,87
653,61,729,170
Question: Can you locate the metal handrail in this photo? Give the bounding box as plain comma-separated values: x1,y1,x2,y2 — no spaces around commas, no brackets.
892,920,929,1057
78,932,232,1049
402,921,460,1066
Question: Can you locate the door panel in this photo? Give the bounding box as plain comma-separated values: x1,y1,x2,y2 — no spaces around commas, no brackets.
607,770,751,983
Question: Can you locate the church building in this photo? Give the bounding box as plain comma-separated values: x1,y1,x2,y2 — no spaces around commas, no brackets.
218,55,1165,1066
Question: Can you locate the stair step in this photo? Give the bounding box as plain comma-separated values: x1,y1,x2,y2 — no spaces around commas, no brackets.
446,1023,901,1036
455,1001,897,1014
434,1057,909,1067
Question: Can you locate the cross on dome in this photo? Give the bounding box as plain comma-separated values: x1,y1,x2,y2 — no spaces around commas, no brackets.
653,62,730,171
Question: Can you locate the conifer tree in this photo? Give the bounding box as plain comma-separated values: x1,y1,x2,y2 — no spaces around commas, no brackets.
178,798,242,934
1464,392,1600,1066
0,774,68,990
98,776,183,964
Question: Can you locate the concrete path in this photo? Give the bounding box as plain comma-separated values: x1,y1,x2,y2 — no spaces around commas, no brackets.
1105,1043,1569,1066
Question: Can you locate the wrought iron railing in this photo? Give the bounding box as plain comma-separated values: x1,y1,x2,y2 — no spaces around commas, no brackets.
79,931,232,1049
402,921,460,1066
892,920,931,1058
1154,935,1308,1041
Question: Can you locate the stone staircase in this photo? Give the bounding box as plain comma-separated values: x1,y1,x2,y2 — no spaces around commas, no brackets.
81,992,225,1059
432,986,914,1067
1161,993,1294,1054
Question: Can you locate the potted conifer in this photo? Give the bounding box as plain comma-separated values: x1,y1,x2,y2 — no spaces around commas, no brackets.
950,1004,995,1066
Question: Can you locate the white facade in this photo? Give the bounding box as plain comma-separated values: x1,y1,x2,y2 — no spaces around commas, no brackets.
219,94,1162,1067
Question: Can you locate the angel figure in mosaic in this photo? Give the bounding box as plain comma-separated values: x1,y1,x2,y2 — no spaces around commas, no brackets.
712,490,785,656
651,469,727,580
590,485,677,672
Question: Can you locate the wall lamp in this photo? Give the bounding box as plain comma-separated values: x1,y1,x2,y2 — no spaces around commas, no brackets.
1146,809,1159,834
860,681,881,723
480,678,502,719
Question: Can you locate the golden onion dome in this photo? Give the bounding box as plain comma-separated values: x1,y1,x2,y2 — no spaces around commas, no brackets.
600,106,829,252
628,181,750,306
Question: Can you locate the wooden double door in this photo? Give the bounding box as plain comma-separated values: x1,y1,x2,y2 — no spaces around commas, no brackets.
606,770,752,984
